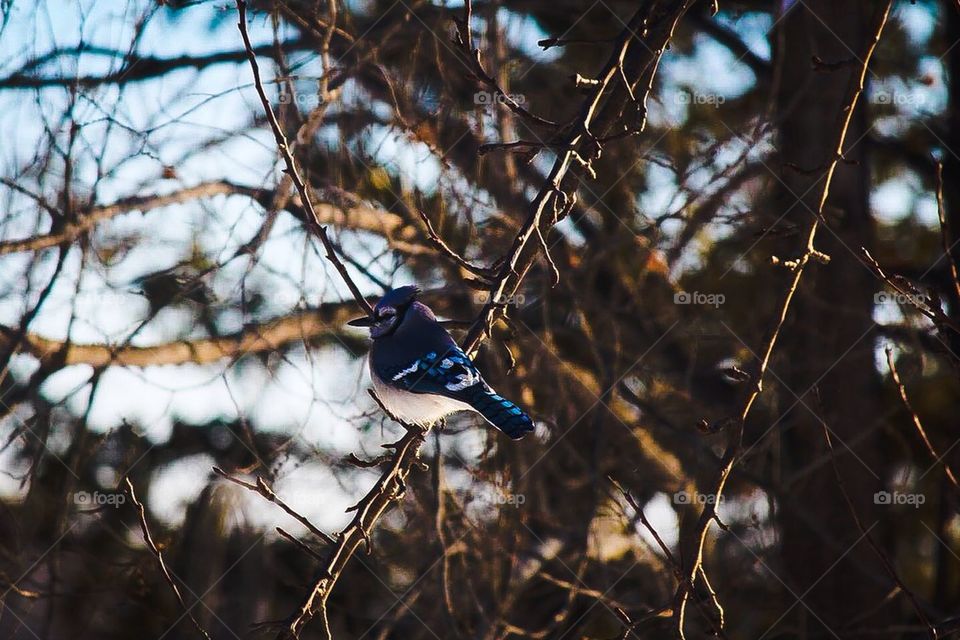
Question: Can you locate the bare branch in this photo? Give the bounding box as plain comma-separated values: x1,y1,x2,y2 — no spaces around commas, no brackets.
672,3,895,635
885,348,959,491
0,40,313,89
125,478,212,640
0,181,420,256
5,304,364,368
236,0,374,318
213,467,336,545
276,422,428,640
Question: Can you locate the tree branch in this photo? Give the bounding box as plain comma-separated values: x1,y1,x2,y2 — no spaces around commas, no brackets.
236,0,373,317
4,303,365,368
1,181,423,257
126,478,212,640
0,39,313,89
672,4,895,636
276,420,428,640
462,0,695,355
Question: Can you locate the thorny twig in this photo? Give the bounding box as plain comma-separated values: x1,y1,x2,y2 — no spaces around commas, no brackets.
275,422,428,640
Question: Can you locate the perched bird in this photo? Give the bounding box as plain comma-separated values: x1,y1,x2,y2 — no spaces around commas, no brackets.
348,286,534,439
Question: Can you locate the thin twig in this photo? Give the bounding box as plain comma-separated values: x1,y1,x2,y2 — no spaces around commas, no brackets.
415,209,495,279
213,467,336,545
860,248,960,335
476,140,572,155
125,478,212,640
611,478,727,638
277,527,326,561
935,161,960,302
538,35,617,50
454,0,558,129
672,3,894,636
236,0,374,318
885,348,959,490
817,394,937,639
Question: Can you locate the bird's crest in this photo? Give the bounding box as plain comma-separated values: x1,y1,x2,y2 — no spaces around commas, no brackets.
375,286,420,313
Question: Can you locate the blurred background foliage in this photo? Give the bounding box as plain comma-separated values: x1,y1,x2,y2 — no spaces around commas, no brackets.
0,0,958,638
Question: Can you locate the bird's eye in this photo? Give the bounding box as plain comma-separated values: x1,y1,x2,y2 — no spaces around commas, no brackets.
378,308,396,320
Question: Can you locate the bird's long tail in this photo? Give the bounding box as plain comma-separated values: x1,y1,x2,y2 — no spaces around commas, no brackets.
463,386,535,439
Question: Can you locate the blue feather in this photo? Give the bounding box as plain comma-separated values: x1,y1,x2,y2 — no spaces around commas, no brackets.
459,386,534,439
384,345,534,439
365,291,534,439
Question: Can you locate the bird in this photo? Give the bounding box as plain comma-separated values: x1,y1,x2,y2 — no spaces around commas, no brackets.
348,286,534,439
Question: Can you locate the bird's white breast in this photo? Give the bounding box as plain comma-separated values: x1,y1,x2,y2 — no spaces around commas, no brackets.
371,366,473,426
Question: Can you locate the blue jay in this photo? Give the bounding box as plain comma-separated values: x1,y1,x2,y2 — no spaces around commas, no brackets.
348,286,534,439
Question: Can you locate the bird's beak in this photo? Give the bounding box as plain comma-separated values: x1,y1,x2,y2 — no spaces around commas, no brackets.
347,316,376,327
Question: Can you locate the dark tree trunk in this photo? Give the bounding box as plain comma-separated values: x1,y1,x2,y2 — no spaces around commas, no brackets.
935,0,960,613
773,1,890,634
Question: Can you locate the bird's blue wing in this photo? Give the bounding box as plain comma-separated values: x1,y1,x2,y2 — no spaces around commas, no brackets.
383,345,485,398
382,345,535,439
